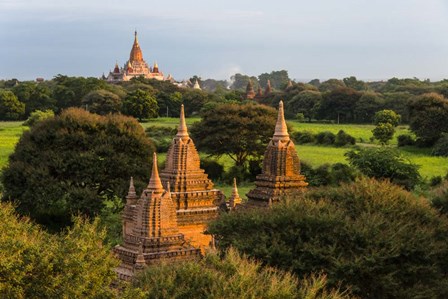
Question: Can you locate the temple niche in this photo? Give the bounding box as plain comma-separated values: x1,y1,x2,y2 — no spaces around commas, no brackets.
160,105,224,250
114,153,201,281
106,31,166,83
246,100,308,207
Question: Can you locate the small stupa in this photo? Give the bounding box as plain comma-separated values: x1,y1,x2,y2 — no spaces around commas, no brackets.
228,178,242,210
264,79,273,95
114,153,201,280
245,80,256,99
193,79,201,90
246,100,308,207
160,105,223,249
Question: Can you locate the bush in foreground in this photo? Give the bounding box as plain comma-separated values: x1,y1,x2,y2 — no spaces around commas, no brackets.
0,202,119,298
208,179,448,298
130,248,352,299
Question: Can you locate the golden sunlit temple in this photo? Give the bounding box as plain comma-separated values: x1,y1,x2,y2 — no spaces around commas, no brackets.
106,31,169,82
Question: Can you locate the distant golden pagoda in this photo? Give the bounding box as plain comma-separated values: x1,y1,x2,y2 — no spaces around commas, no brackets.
160,105,224,249
106,31,166,82
114,153,201,280
246,100,308,207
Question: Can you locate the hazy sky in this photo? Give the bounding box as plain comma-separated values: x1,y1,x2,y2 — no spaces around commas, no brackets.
1,0,448,81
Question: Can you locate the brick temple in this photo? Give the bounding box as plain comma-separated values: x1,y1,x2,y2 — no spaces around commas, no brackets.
114,153,201,280
160,105,224,250
246,100,308,207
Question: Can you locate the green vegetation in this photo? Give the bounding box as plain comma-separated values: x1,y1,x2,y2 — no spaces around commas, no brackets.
0,202,119,298
130,248,352,299
208,178,448,298
1,109,154,229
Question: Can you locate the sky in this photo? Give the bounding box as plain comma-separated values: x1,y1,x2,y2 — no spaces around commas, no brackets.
1,0,448,82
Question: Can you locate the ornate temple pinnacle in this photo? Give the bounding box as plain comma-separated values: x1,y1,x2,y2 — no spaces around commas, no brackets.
232,178,238,196
127,176,137,197
273,100,289,141
177,104,189,139
147,153,164,192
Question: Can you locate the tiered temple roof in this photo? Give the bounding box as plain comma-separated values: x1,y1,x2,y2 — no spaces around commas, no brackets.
246,100,308,207
106,31,165,82
114,153,200,280
160,105,223,249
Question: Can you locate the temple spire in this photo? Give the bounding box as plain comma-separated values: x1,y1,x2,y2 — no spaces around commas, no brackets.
176,104,189,139
127,177,137,198
273,100,289,141
229,178,242,210
147,153,164,192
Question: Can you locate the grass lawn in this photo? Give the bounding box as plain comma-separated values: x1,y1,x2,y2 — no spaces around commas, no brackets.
0,122,28,169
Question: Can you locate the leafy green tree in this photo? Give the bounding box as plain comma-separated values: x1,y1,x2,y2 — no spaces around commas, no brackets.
129,248,351,299
181,89,210,116
286,90,322,122
1,108,154,229
372,110,401,145
372,122,395,145
190,103,277,167
82,89,122,115
354,92,384,123
0,89,25,120
345,147,420,189
208,178,448,298
317,88,361,123
13,82,56,116
0,202,119,298
258,70,290,89
373,109,401,126
408,92,448,145
342,76,368,91
23,109,55,127
383,92,412,123
122,89,159,120
156,91,182,117
230,73,259,90
318,79,346,92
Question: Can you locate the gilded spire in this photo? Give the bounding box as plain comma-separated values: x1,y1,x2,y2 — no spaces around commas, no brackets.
176,104,189,139
130,31,143,62
127,177,137,198
147,153,164,192
229,178,242,209
273,100,289,141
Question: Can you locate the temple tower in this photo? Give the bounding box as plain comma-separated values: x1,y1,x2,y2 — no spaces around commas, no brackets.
264,79,273,95
245,80,256,99
228,178,242,210
114,153,201,280
246,101,307,207
160,105,223,249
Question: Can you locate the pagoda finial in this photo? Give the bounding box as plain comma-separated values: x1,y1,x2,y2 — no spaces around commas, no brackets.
232,178,239,196
273,100,289,141
147,153,164,192
177,104,189,139
229,177,242,209
127,177,137,197
134,241,146,269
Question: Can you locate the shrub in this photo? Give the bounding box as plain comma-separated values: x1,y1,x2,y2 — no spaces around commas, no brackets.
296,112,305,122
345,147,421,190
432,134,448,157
397,134,415,147
292,130,316,144
208,178,448,298
430,181,448,216
200,159,224,181
430,176,443,187
300,162,356,187
222,165,249,184
129,248,352,299
334,130,356,147
315,131,336,145
23,109,54,127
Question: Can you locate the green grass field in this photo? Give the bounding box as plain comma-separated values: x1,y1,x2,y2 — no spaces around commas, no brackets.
0,119,446,191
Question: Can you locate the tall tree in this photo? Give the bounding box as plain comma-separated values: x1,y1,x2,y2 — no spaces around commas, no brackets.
317,87,361,123
190,103,277,167
1,108,154,229
258,70,290,89
122,89,159,120
82,89,122,115
0,89,25,120
286,90,322,122
408,92,448,146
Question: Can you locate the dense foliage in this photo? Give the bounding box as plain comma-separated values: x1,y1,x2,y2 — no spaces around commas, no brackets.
190,102,277,167
208,179,448,298
345,147,421,189
130,248,352,299
0,202,119,298
1,108,154,229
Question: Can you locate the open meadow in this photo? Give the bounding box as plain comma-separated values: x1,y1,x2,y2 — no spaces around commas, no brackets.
1,118,447,198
